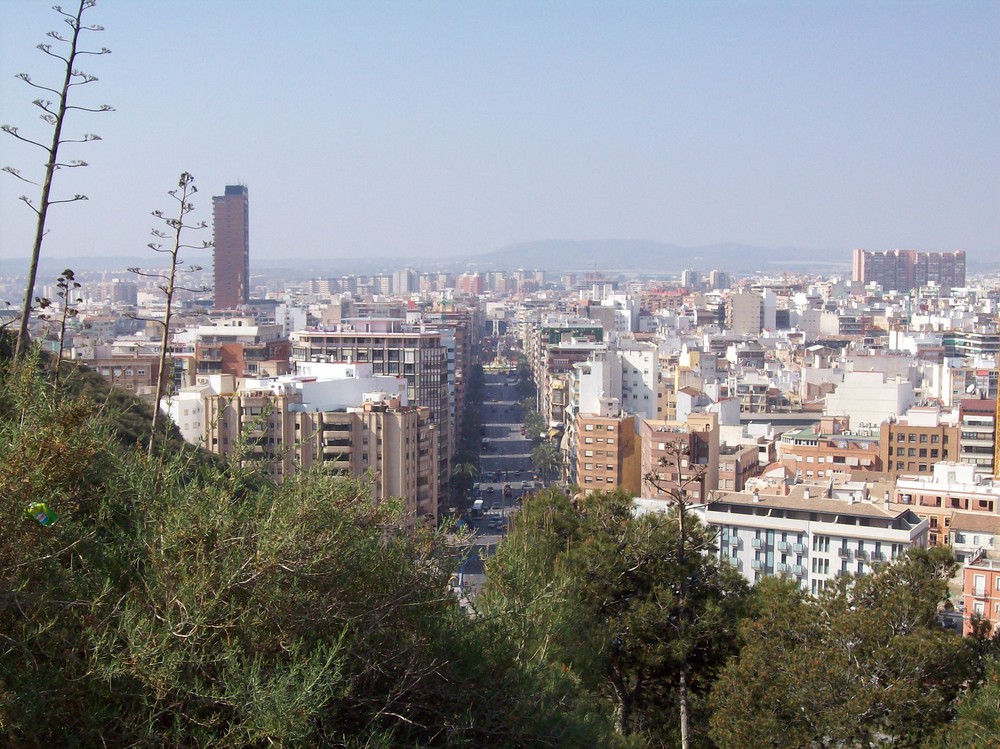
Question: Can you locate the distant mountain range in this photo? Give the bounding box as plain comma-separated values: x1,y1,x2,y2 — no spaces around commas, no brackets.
2,240,993,280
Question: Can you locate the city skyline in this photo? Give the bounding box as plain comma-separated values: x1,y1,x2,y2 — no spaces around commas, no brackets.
1,0,998,265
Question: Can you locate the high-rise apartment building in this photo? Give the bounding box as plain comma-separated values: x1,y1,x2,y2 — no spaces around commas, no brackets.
213,185,250,310
852,249,966,292
727,290,764,336
681,269,701,290
202,380,438,526
290,320,453,489
709,270,730,290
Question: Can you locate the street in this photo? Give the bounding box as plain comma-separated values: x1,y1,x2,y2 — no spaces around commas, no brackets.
454,369,544,602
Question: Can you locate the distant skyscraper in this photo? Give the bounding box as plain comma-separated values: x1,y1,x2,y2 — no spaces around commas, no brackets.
213,185,250,309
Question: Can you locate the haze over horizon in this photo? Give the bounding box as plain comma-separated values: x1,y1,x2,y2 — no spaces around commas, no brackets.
1,0,997,265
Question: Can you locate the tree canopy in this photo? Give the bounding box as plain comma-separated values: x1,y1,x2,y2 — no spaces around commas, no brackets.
480,488,748,747
709,547,976,749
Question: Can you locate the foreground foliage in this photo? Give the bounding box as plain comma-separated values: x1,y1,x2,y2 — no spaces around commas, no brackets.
0,352,610,747
479,488,749,748
709,549,977,749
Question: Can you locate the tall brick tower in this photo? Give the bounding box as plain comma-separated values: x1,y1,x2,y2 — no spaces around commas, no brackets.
212,185,249,309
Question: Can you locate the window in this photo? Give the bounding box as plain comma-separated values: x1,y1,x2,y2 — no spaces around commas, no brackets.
920,434,928,443
931,434,939,443
137,369,146,375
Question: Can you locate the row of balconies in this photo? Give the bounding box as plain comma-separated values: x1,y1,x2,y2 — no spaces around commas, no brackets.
742,537,807,554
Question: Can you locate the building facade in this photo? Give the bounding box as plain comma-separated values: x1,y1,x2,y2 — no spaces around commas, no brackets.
649,483,928,595
852,249,966,292
290,320,453,489
963,558,1000,636
878,406,960,479
894,462,1000,546
213,184,250,310
202,383,438,526
574,413,640,495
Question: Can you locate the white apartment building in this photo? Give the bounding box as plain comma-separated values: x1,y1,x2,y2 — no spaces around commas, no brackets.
894,462,1000,547
825,370,915,428
637,482,927,595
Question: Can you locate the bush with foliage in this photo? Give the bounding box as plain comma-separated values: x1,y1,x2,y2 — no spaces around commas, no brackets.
0,349,611,747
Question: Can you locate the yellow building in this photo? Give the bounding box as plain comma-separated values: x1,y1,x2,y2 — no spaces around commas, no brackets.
204,388,438,527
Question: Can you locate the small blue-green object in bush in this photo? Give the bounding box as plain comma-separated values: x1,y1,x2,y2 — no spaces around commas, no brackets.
26,502,58,526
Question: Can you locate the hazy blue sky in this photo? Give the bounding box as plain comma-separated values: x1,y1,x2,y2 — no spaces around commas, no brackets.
1,0,997,264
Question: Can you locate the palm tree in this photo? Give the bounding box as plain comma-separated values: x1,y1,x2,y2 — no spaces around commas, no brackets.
531,442,562,480
451,461,480,501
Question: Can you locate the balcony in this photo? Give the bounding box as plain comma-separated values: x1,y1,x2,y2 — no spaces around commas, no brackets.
838,547,852,559
751,538,763,549
777,541,790,552
751,559,763,570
